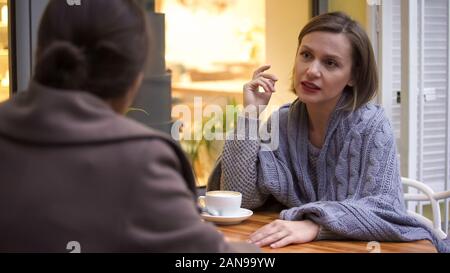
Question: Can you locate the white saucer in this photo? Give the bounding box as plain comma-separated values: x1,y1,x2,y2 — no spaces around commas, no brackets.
201,208,253,225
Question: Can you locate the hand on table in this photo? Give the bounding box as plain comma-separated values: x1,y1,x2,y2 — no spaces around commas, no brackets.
248,219,320,248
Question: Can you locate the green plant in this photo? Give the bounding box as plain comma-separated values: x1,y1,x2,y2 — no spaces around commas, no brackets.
181,98,240,186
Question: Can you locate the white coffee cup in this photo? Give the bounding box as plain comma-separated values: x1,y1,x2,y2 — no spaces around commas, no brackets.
198,191,242,217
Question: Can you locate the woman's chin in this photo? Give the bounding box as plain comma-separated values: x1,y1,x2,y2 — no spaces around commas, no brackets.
296,92,322,104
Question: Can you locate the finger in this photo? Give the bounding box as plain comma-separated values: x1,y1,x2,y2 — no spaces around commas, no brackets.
248,79,270,94
253,64,271,78
249,229,277,244
249,223,278,243
255,79,272,93
256,78,275,93
254,231,288,247
244,78,274,94
259,73,279,82
261,78,276,92
270,236,295,249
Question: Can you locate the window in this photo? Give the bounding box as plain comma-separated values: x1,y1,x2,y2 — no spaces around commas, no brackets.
379,0,449,231
0,0,9,103
157,0,266,186
380,0,449,193
158,0,265,89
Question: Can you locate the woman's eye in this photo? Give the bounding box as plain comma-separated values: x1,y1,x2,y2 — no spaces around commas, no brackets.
300,52,312,59
325,59,338,68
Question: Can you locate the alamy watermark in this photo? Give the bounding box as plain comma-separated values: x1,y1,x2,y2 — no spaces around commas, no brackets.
366,241,381,253
366,0,381,6
66,0,81,6
171,97,280,151
66,241,81,253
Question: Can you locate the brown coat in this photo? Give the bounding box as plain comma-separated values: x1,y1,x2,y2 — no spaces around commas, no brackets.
0,82,244,253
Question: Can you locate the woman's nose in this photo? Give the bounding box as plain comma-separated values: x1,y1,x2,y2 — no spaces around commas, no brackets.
306,62,321,78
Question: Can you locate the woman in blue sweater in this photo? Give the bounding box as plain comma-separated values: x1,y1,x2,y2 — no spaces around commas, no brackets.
208,12,449,252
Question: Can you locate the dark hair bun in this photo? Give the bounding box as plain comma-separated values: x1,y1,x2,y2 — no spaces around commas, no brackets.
34,41,88,90
35,0,149,98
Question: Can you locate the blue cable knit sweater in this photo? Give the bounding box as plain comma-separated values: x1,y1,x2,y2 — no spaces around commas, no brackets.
208,97,450,252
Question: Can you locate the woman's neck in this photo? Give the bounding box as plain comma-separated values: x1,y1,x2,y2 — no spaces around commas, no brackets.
306,96,341,148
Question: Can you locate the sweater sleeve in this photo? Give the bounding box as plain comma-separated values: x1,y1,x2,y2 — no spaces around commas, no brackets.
208,112,294,209
208,115,268,209
281,118,450,252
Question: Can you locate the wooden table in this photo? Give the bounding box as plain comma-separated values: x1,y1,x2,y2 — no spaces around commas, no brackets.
216,212,437,253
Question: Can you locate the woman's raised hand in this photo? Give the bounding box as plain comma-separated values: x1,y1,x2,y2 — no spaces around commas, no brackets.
243,65,278,116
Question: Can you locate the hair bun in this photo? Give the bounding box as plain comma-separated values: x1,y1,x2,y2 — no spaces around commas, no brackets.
34,41,88,90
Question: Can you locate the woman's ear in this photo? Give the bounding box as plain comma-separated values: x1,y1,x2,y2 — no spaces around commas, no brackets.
109,72,144,115
127,72,144,101
132,73,144,92
348,79,354,87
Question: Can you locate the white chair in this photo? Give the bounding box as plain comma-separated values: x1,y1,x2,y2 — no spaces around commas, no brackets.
402,177,450,239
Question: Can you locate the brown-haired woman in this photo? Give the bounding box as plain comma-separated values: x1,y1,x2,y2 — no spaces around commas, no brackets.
0,0,253,253
209,12,449,252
